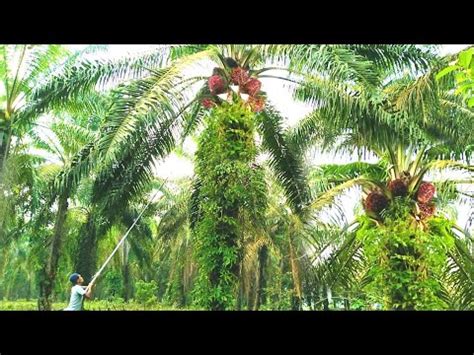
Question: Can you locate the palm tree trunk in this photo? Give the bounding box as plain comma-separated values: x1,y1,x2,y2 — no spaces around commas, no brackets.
74,214,99,283
288,235,302,310
192,104,265,310
26,279,31,301
387,242,419,310
6,266,20,300
38,192,69,310
122,263,132,301
0,125,12,177
322,285,329,310
253,245,268,310
182,247,195,305
236,263,244,310
344,298,350,310
120,241,132,301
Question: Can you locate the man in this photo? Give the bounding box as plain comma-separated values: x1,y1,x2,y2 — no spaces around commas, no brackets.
64,273,95,311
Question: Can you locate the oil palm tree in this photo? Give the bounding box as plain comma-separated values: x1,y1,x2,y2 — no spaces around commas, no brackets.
0,147,43,300
0,45,106,177
33,110,102,310
290,49,474,309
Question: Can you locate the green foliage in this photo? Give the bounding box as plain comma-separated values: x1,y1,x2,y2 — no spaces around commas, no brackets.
257,105,310,213
437,47,474,107
0,299,176,311
101,271,124,300
357,199,455,310
349,297,371,310
134,280,158,307
192,101,267,310
162,241,187,307
260,267,295,310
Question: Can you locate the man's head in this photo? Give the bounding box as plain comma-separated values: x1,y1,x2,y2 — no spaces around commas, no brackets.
69,273,84,285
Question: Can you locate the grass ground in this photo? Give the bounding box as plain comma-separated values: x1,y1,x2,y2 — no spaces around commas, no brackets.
0,300,181,311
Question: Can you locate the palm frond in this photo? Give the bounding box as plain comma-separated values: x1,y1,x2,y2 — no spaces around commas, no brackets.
52,121,97,158
313,229,367,291
426,160,474,174
257,104,310,213
344,44,438,75
20,47,171,121
169,45,209,61
294,76,424,152
21,45,71,94
310,162,387,185
91,110,178,212
442,237,474,309
285,45,381,87
96,50,214,168
307,177,376,214
37,163,62,182
156,190,189,242
52,140,96,196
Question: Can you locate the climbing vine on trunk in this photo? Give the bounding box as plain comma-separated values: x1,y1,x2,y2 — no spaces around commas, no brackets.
191,101,267,310
358,197,454,309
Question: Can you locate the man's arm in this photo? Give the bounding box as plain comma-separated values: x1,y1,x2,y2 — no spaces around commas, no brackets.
84,283,95,299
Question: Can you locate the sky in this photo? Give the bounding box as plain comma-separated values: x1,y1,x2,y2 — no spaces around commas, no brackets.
61,44,472,228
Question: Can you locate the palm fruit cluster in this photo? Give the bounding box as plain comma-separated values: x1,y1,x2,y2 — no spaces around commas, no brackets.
364,174,436,220
364,191,389,214
201,58,265,112
416,182,436,219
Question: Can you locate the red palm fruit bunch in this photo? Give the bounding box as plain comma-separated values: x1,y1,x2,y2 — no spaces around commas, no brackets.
416,182,436,204
208,75,227,95
364,192,389,214
201,98,216,109
231,67,250,86
418,202,436,219
388,178,408,197
242,78,262,97
248,96,265,112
